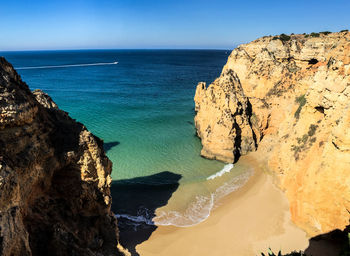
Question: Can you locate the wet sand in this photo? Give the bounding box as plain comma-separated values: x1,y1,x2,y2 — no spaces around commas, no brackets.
136,156,309,256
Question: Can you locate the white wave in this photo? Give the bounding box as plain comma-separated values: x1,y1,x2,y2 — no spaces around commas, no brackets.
115,169,254,228
212,169,253,203
116,194,215,228
116,206,155,226
15,61,118,70
153,169,253,227
153,194,214,227
206,163,234,180
115,213,154,226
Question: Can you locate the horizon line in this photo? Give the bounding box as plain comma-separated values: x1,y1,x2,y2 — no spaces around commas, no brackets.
0,43,242,53
0,47,236,53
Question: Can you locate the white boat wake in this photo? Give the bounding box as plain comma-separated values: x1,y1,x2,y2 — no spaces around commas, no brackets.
16,61,118,70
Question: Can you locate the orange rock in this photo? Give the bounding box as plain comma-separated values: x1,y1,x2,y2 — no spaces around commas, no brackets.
194,31,350,236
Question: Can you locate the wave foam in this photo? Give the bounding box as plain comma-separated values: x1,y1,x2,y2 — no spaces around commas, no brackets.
153,194,214,227
116,213,154,226
115,169,254,228
206,164,234,180
212,170,253,202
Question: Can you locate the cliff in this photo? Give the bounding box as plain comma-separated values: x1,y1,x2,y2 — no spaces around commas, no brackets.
0,57,127,255
194,31,350,236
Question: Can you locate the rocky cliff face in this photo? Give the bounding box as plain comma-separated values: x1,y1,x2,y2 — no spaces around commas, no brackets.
194,31,350,236
194,69,257,162
0,57,127,256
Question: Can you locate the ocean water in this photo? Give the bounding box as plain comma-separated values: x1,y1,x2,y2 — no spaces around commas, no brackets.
1,50,253,227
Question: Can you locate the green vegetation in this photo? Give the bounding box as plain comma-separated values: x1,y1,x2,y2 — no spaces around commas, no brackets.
261,248,304,256
271,31,335,39
303,30,337,38
294,94,306,119
267,81,284,97
279,33,291,41
341,29,349,33
297,134,309,144
291,124,318,160
304,32,321,38
310,32,320,37
308,124,318,137
272,34,291,42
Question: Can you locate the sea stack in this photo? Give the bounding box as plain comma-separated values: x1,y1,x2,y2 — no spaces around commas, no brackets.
194,31,350,236
0,57,127,256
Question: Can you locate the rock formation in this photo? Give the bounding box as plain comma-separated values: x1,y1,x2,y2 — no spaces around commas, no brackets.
194,69,256,162
194,31,350,236
0,57,127,256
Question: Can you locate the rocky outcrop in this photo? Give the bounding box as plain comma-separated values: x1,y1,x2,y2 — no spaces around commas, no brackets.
194,69,256,162
194,31,350,236
0,57,127,256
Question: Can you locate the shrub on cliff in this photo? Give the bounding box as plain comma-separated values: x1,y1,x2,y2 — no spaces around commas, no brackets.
279,34,291,41
272,34,291,42
310,32,320,37
261,248,304,256
294,94,306,119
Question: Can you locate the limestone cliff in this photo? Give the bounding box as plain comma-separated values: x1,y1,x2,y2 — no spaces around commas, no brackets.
0,57,127,256
194,69,256,162
194,31,350,236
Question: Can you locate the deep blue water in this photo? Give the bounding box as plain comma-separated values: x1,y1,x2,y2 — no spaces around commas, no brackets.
2,50,229,180
1,50,253,226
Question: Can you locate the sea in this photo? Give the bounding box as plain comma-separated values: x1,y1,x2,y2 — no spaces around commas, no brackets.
1,50,253,229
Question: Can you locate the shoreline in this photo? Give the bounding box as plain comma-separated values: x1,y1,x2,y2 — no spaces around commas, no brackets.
136,155,309,256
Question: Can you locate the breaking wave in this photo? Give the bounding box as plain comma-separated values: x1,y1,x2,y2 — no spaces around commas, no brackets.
115,169,253,228
206,164,234,180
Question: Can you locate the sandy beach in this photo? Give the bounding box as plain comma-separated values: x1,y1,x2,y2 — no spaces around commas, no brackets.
136,156,309,256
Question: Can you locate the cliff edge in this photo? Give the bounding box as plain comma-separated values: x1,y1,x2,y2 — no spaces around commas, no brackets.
0,57,127,255
194,31,350,236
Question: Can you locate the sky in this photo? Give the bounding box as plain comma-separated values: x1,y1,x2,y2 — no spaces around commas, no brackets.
1,0,349,51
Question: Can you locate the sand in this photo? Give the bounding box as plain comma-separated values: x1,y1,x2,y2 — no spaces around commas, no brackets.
136,156,309,256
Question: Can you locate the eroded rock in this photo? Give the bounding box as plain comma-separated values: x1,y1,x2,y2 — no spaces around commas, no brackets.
194,69,256,162
0,57,127,256
194,31,350,236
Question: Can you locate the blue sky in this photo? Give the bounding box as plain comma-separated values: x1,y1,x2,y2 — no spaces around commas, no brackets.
1,0,349,50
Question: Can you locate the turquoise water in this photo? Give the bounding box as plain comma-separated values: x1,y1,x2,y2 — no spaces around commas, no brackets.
1,50,253,227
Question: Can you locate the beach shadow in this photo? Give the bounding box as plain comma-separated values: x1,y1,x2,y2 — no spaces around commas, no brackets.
104,141,120,152
111,171,182,256
303,224,350,256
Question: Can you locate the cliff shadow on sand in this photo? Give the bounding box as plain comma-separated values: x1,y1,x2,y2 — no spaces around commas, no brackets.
111,171,182,256
303,224,350,256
